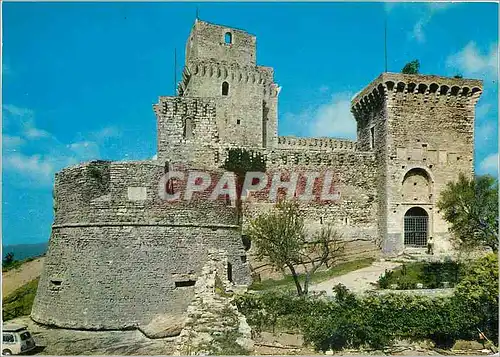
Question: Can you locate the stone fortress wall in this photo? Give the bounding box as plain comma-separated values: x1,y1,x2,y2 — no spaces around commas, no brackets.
32,18,483,330
32,161,251,329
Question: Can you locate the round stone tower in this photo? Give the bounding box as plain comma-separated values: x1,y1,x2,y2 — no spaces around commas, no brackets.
31,160,251,330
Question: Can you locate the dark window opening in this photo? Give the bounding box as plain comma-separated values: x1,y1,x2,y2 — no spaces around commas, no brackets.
3,334,14,343
320,217,323,224
183,117,194,139
50,279,63,290
240,255,247,263
175,280,196,288
227,262,233,282
237,119,241,125
224,32,232,44
370,127,375,149
166,179,175,195
222,81,229,96
242,235,251,251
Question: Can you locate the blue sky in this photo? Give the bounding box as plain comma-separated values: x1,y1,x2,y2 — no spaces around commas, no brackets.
2,2,498,246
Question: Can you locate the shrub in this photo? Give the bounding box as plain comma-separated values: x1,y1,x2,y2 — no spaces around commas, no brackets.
377,261,463,290
236,256,498,351
454,253,498,342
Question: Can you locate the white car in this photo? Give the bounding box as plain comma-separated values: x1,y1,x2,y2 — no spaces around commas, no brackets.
2,324,36,355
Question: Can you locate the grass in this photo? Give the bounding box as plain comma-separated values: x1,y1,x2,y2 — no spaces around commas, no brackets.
249,257,375,291
2,277,39,321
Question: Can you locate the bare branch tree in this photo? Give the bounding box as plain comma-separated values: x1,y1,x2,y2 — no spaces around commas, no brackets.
246,200,345,296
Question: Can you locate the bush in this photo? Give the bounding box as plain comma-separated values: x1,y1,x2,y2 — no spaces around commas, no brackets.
377,261,463,290
454,253,498,342
236,255,498,352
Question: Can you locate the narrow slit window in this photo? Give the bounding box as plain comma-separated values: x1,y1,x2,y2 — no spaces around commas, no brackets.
222,81,229,96
370,126,375,149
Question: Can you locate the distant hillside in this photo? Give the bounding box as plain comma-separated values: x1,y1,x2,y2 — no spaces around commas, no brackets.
2,242,48,261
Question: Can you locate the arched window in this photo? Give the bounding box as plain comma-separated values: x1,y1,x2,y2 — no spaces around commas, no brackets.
222,81,229,96
224,32,232,44
402,168,432,203
183,117,194,139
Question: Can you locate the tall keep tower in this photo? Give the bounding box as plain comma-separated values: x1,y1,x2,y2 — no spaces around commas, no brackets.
351,73,483,256
176,19,279,149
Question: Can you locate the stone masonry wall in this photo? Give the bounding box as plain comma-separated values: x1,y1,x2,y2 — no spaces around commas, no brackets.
32,162,251,330
352,73,482,256
241,149,380,279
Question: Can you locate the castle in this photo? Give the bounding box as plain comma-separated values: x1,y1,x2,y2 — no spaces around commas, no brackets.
32,19,483,331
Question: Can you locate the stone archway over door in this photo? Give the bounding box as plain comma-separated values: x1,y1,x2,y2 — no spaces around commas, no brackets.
404,207,428,247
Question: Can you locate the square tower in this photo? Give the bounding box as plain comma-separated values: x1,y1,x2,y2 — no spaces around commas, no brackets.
352,73,483,256
185,19,257,66
176,20,279,149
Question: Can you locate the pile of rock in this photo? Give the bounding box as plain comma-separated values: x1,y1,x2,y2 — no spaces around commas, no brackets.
175,249,254,355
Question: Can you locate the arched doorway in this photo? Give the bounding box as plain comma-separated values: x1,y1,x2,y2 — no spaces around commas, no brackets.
404,207,428,247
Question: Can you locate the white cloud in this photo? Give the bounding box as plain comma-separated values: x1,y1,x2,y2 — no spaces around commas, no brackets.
476,102,492,121
476,121,496,143
446,42,498,79
2,135,25,150
409,3,451,43
92,126,121,140
24,127,52,139
152,154,158,160
2,104,115,187
3,104,34,119
3,153,62,184
479,153,499,176
285,92,357,140
412,18,427,43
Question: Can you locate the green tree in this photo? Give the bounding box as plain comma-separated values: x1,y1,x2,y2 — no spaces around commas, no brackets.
246,200,344,296
437,173,498,253
401,60,420,74
3,252,14,266
221,148,266,224
454,253,498,343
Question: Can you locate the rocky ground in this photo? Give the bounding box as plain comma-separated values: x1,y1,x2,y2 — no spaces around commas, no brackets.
8,316,177,355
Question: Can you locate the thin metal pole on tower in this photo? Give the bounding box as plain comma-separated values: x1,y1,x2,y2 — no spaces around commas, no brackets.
196,7,199,20
174,48,177,95
384,16,388,73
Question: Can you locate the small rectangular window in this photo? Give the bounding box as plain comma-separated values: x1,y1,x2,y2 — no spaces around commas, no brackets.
237,119,241,125
175,280,196,288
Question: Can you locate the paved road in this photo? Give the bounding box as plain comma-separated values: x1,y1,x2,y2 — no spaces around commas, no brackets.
309,261,401,295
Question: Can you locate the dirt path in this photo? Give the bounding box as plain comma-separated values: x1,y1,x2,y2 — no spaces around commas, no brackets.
2,257,45,298
309,260,401,295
